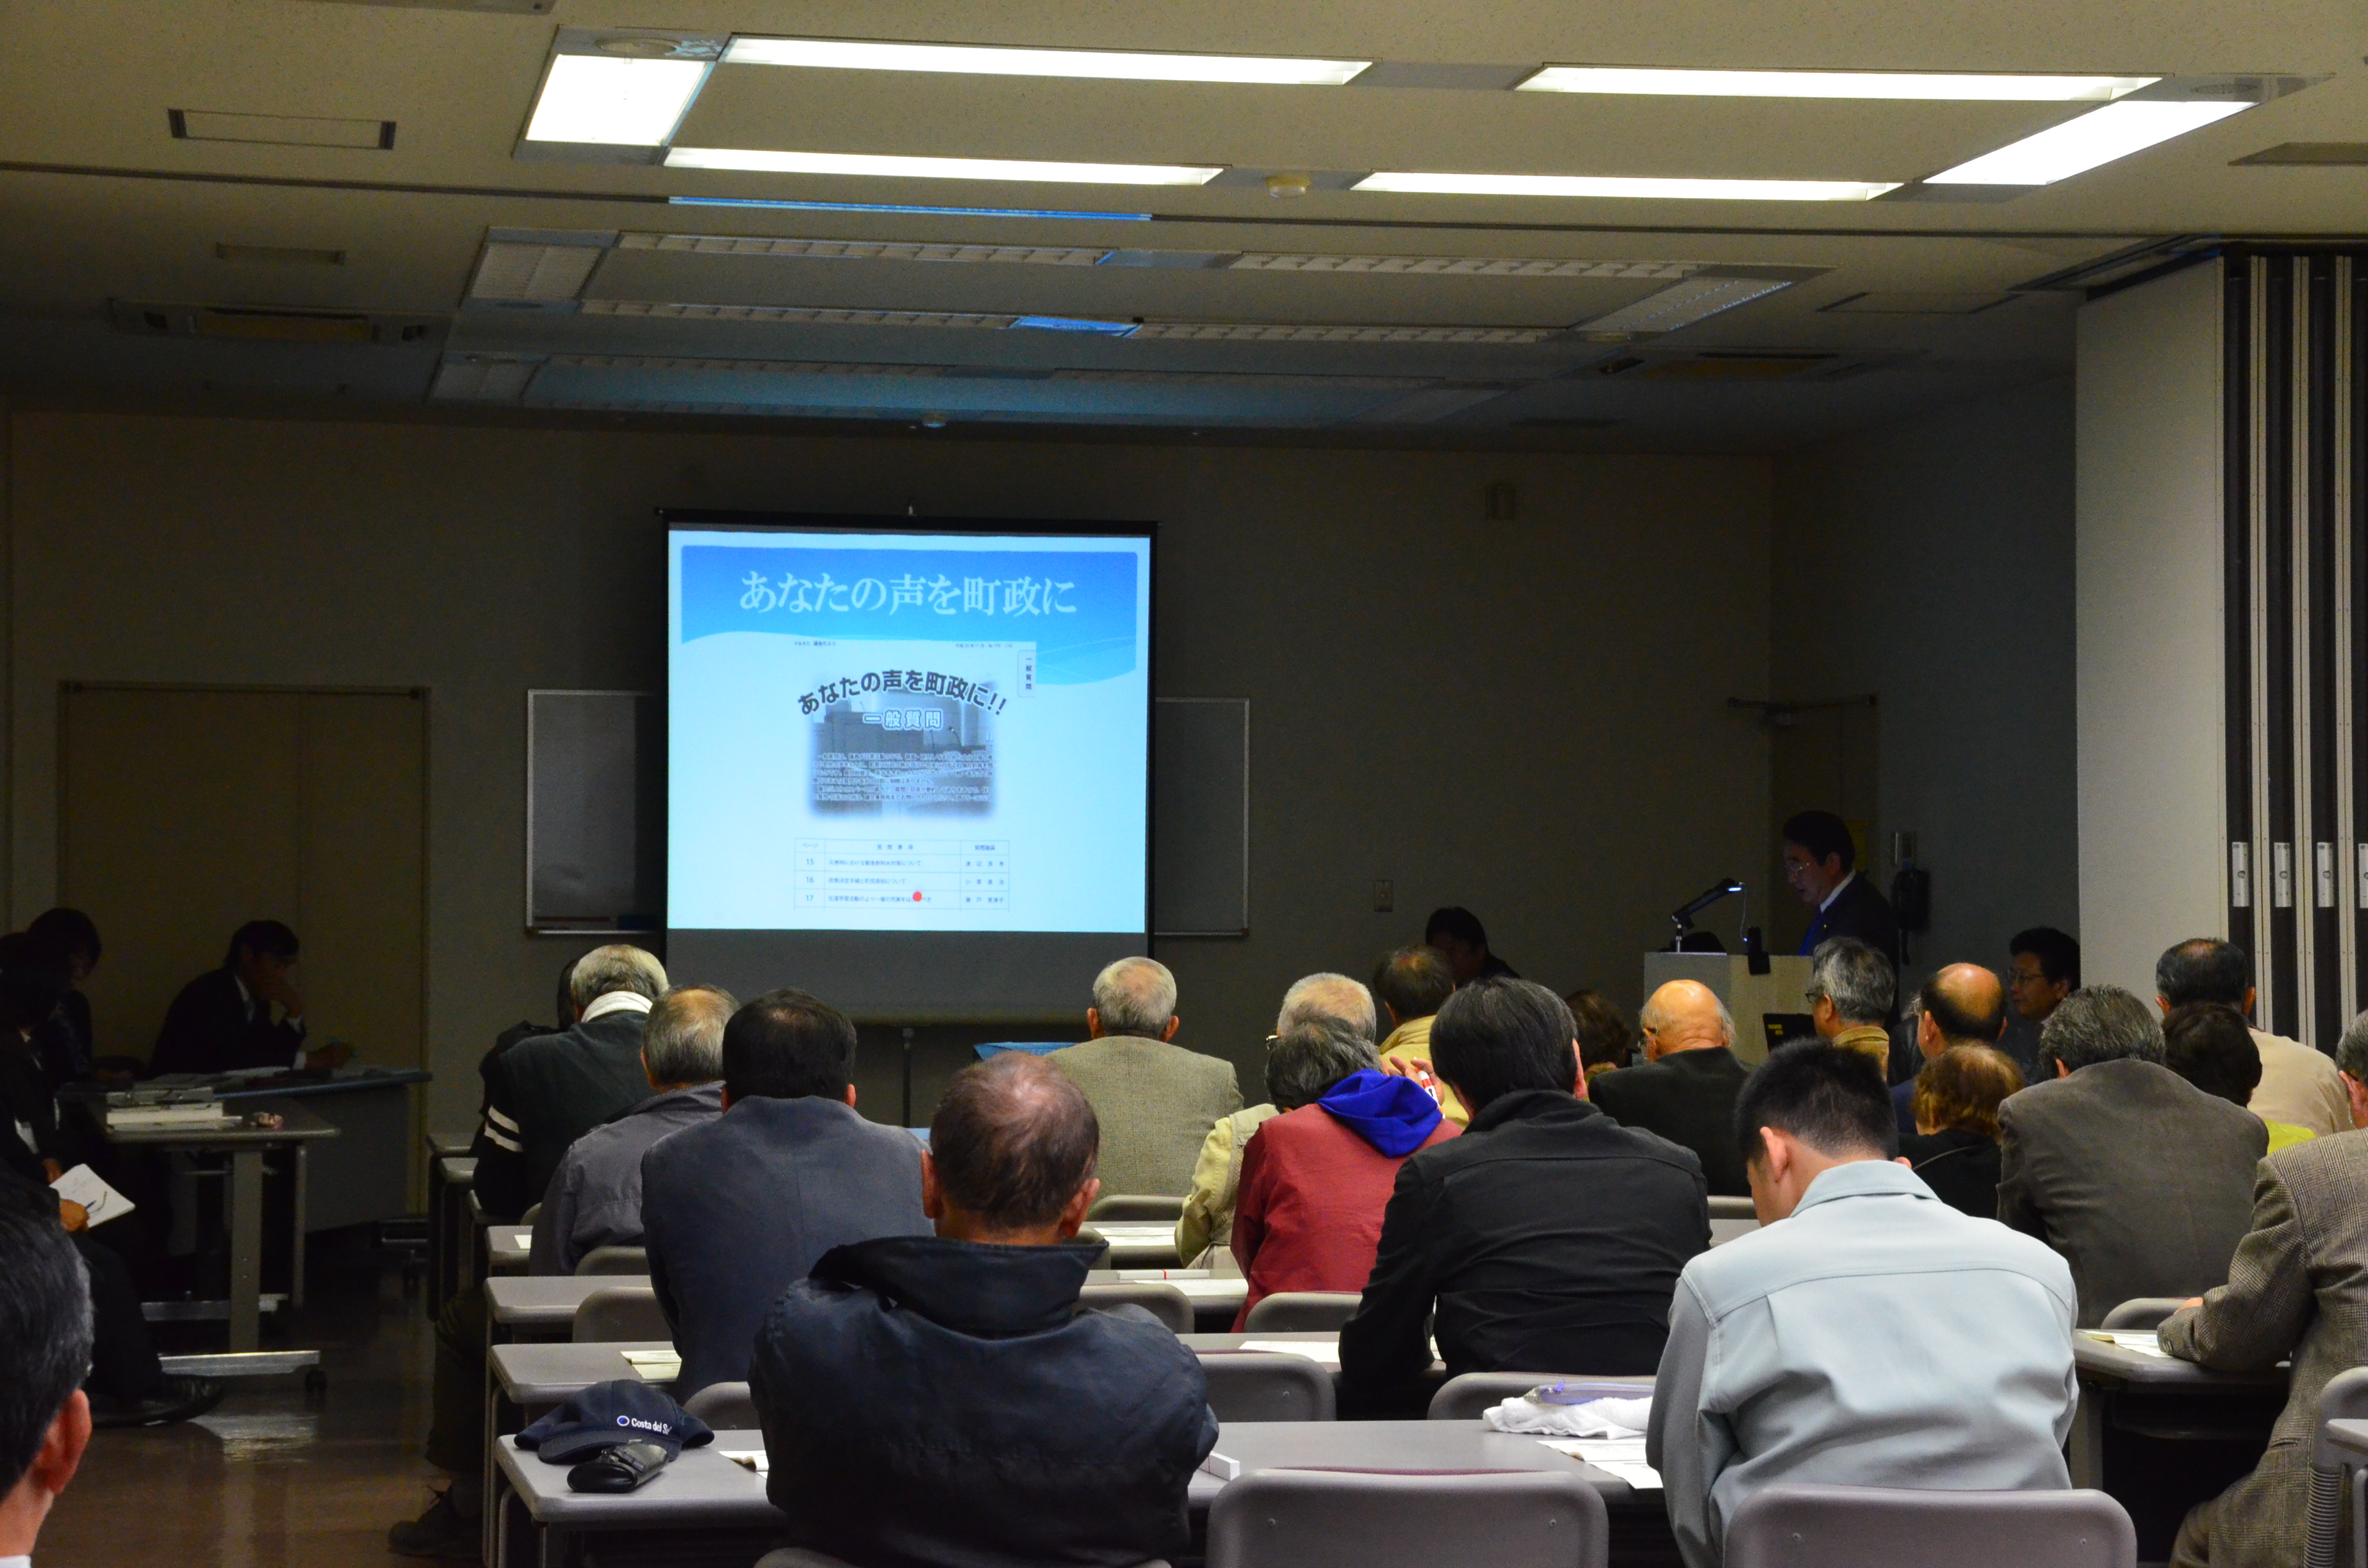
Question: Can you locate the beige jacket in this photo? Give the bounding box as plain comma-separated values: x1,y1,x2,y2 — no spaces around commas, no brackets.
2248,1028,2351,1139
1379,1015,1468,1125
1174,1104,1279,1264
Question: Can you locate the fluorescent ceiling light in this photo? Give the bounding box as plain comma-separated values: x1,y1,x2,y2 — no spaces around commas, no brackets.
723,37,1370,86
1012,315,1139,334
1926,97,2253,183
1518,67,2155,101
525,55,709,145
1354,171,1898,200
667,147,1222,184
1580,275,1794,334
668,197,1153,220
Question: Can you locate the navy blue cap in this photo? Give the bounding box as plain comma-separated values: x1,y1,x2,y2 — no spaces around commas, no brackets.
517,1380,714,1464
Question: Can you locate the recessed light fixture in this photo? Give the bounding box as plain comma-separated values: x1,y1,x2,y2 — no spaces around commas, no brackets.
720,37,1371,86
1011,315,1139,334
1353,172,1899,200
1578,275,1796,334
525,54,709,145
666,147,1224,184
1517,67,2155,101
666,196,1155,221
1925,97,2253,183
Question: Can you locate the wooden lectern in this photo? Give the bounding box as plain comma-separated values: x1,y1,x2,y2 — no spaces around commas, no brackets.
1640,952,1816,1066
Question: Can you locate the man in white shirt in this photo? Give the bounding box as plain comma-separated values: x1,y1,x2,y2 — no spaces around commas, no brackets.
2155,938,2349,1138
0,1195,94,1567
1650,1040,2078,1568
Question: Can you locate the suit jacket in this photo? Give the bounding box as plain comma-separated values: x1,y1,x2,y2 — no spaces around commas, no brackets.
151,967,305,1075
1997,1058,2267,1325
1338,1089,1708,1411
527,1082,723,1276
1797,873,1900,964
468,1006,653,1220
1044,1036,1242,1196
641,1095,930,1399
2160,1131,2368,1568
1589,1048,1753,1196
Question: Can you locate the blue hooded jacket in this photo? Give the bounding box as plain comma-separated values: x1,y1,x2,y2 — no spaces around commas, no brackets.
1318,1068,1445,1157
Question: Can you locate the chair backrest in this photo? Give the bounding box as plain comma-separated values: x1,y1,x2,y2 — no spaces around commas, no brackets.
2312,1367,2368,1465
572,1285,671,1344
2098,1298,2189,1331
1080,1281,1194,1334
518,1202,543,1225
1707,1195,1757,1221
1242,1292,1361,1334
574,1245,649,1276
683,1381,761,1432
1198,1352,1336,1421
1074,1226,1114,1267
1426,1372,1655,1421
1090,1194,1188,1222
1208,1467,1606,1568
1722,1483,2135,1568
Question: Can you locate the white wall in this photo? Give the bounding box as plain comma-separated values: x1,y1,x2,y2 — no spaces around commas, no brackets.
1772,376,2081,986
2075,261,2225,995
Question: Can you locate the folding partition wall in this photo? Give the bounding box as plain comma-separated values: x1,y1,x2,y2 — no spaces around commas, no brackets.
2223,249,2368,1045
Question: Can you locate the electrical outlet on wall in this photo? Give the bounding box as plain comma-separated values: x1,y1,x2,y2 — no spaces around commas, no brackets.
1374,879,1395,913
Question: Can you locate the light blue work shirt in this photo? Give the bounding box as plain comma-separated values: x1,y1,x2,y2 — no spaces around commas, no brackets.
1647,1158,2078,1568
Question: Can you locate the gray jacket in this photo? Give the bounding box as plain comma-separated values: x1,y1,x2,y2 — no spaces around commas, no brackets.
2161,1130,2368,1568
1045,1036,1243,1196
1650,1160,2077,1568
528,1083,723,1277
1996,1057,2267,1326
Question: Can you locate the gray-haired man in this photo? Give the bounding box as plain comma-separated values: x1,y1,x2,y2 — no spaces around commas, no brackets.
1046,958,1241,1196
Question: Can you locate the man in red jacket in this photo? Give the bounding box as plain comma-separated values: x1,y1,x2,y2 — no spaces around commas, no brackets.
1231,1017,1456,1324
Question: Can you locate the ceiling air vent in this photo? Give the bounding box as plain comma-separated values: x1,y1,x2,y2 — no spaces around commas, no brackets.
111,300,447,346
2232,143,2368,165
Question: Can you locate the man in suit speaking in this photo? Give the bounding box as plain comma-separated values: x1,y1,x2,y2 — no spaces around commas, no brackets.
1782,810,1899,963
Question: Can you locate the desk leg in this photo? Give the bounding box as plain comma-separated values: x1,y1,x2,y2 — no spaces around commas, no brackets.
227,1148,264,1353
2068,1384,2104,1491
291,1144,309,1311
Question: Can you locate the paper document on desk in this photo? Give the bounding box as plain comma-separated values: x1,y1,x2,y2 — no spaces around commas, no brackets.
2082,1330,2169,1359
721,1450,769,1475
621,1350,682,1382
1237,1339,1340,1368
51,1164,135,1227
1539,1437,1662,1490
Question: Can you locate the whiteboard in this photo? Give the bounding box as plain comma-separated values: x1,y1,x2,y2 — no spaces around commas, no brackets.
527,690,662,933
1153,698,1249,936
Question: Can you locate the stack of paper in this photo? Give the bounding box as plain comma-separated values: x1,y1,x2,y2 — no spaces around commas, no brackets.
50,1164,135,1227
2082,1330,2169,1359
1237,1339,1340,1368
1539,1437,1663,1490
620,1349,682,1382
721,1450,768,1474
106,1102,234,1132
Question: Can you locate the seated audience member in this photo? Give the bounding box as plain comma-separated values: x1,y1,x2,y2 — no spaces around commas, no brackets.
1998,985,2266,1326
1231,1018,1455,1323
753,1054,1215,1568
1898,1046,2023,1218
1806,937,1896,1072
22,908,101,1083
1782,810,1899,963
1339,978,1708,1412
527,986,734,1275
1424,906,1518,983
1651,1041,2076,1568
1046,958,1241,1196
2157,938,2349,1138
1571,989,1633,1082
2000,926,2079,1080
641,989,929,1399
2158,1008,2368,1568
2164,1000,2313,1151
1176,972,1371,1265
0,1191,96,1565
1890,963,2008,1138
468,944,668,1220
151,920,346,1075
1373,945,1466,1123
1590,980,1750,1196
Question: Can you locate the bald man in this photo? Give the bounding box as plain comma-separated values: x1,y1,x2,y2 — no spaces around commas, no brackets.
1893,964,2009,1139
1587,980,1752,1195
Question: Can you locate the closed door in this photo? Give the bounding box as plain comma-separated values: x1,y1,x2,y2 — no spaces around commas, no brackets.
58,685,427,1072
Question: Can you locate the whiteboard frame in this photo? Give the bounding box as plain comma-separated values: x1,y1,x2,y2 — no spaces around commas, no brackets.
525,688,655,936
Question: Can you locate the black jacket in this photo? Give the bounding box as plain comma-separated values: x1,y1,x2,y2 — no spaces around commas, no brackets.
1898,1127,2004,1219
1338,1089,1709,1410
468,1005,653,1220
752,1234,1217,1568
1797,872,1900,964
151,967,306,1075
641,1095,930,1399
1588,1047,1752,1196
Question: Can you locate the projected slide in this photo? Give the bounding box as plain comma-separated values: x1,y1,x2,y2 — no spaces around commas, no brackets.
668,525,1151,936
